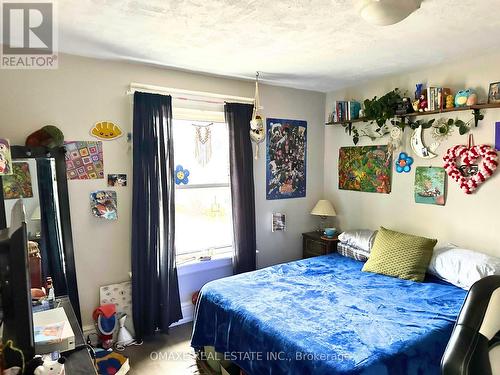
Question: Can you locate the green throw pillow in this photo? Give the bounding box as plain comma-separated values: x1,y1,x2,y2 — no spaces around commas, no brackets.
362,227,437,282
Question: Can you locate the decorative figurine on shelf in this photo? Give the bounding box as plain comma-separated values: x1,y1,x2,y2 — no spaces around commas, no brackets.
415,83,423,100
395,97,414,115
418,94,428,112
445,94,455,109
455,89,473,107
412,99,420,112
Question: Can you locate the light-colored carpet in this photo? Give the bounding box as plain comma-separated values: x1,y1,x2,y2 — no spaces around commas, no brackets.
123,323,212,375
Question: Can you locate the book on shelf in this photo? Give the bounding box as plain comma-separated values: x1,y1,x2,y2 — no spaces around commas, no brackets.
331,100,360,123
426,86,452,111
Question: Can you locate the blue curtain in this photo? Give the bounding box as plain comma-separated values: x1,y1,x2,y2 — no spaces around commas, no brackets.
132,92,182,338
225,103,257,274
37,158,67,296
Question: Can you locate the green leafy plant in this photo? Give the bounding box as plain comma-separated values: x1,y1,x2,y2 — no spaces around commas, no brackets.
363,89,403,128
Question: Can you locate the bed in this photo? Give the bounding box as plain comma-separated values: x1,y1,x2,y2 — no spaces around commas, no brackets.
191,253,467,375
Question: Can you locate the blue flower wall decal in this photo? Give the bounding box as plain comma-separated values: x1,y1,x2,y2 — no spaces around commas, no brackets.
175,165,190,185
396,152,414,173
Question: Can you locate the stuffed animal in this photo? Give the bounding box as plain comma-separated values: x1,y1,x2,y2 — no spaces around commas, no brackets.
466,92,478,105
25,356,65,375
455,89,474,107
25,125,64,148
418,94,428,112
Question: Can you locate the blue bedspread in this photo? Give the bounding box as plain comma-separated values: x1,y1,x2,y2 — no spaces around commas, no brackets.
191,254,466,375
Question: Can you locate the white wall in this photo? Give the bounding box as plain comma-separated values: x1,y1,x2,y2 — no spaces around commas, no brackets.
324,52,500,257
0,54,325,327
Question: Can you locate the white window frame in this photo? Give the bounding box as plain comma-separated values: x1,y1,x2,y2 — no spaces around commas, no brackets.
172,115,234,261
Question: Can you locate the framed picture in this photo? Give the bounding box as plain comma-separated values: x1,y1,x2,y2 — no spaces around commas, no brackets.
2,162,33,199
272,213,286,232
107,173,127,187
338,146,392,194
0,138,12,176
266,118,307,200
90,190,117,220
488,81,500,104
414,167,446,206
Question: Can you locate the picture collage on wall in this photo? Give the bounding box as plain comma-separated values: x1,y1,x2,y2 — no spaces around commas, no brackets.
65,120,127,221
266,118,307,200
65,140,104,180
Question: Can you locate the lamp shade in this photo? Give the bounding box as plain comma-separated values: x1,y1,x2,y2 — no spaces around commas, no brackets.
354,0,422,26
310,200,336,217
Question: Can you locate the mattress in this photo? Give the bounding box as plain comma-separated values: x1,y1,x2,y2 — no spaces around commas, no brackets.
191,253,467,375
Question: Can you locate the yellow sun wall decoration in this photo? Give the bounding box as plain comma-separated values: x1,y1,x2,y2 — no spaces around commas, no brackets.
90,121,123,140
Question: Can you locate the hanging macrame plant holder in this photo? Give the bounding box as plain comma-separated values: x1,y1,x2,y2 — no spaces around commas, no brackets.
250,72,265,160
194,123,213,166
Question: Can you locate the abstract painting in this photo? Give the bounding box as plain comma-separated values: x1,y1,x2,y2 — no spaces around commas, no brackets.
266,118,307,200
90,190,117,220
65,141,104,180
414,167,446,206
338,146,392,194
2,162,33,199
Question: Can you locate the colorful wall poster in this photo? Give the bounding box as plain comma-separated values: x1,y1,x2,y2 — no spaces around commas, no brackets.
65,141,104,180
90,190,117,220
414,167,446,206
266,118,307,200
338,146,392,194
2,162,33,199
0,138,12,175
495,122,500,151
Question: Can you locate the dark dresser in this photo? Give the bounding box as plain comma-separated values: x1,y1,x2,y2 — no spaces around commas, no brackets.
302,231,339,258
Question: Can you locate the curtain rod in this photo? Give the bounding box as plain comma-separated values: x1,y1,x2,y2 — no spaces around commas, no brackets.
126,83,255,105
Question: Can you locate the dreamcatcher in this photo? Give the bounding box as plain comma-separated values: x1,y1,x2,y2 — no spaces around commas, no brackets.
250,72,265,160
193,123,213,166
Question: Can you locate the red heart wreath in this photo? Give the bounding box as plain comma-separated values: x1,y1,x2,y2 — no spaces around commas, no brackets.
443,144,498,194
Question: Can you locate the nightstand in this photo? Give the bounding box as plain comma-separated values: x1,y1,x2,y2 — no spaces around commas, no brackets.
302,231,339,258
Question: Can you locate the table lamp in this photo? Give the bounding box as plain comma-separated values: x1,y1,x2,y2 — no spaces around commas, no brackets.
310,199,336,231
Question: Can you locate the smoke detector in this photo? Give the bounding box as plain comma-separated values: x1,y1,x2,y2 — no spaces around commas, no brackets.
354,0,422,26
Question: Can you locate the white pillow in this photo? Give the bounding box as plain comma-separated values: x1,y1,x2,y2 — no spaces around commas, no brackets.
428,244,500,290
338,230,377,252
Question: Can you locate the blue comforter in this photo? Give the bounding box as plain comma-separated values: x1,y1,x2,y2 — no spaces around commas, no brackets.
191,254,466,375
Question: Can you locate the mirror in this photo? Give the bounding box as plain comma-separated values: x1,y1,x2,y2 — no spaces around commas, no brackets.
2,157,68,296
0,146,81,324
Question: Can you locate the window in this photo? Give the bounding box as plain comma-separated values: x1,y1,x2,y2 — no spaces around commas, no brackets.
173,119,233,262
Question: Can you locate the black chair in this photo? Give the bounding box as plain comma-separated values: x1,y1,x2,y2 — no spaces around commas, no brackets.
442,275,500,375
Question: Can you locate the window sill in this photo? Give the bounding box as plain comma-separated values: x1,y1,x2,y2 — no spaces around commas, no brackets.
177,254,233,276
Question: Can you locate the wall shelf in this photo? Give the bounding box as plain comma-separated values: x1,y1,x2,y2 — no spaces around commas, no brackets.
325,102,500,135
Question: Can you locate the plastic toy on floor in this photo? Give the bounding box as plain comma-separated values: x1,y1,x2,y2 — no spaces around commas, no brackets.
93,304,117,349
95,349,130,375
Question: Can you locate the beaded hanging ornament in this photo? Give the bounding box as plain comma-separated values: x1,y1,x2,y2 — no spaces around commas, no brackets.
193,123,212,166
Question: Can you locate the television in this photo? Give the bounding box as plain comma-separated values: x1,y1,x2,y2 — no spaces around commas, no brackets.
0,200,35,360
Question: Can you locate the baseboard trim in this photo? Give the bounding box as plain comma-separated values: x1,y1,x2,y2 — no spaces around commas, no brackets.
170,301,194,327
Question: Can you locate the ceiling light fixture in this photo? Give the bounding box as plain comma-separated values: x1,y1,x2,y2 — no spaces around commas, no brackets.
354,0,422,26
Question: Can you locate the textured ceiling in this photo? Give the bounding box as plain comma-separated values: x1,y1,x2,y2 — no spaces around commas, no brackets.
58,0,500,92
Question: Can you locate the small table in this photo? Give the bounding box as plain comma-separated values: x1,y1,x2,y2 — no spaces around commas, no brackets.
34,297,97,374
302,231,339,258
